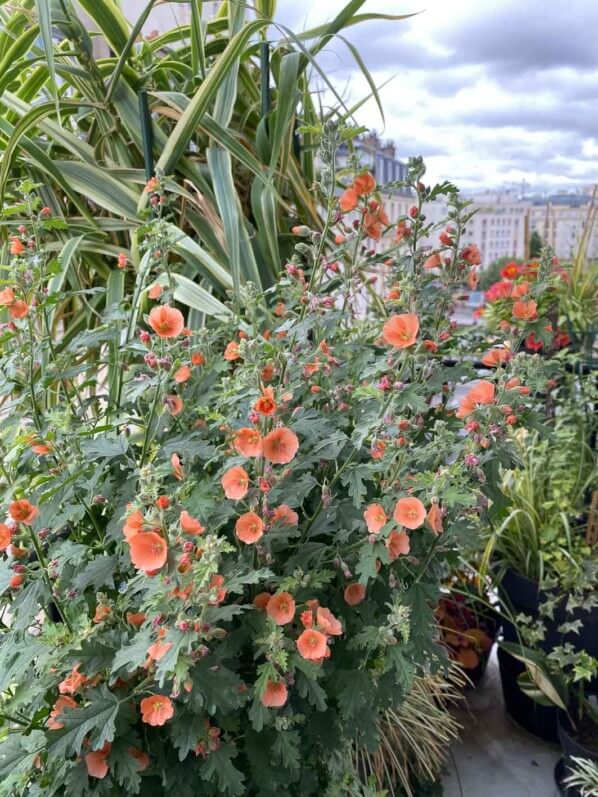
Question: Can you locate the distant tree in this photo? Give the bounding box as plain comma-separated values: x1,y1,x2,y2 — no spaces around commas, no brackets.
529,230,543,258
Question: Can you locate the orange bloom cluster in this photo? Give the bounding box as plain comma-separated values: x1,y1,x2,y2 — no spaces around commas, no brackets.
122,509,168,573
338,172,376,213
456,380,496,419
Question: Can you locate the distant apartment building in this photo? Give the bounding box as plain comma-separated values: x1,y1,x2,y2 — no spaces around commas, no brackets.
458,192,527,268
528,194,598,260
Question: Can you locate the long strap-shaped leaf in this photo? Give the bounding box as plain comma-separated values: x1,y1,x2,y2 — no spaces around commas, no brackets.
154,19,269,178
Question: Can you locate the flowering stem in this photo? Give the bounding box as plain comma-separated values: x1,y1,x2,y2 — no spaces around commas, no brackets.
23,523,72,631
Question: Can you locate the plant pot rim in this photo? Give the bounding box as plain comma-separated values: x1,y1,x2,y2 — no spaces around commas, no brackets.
558,710,598,763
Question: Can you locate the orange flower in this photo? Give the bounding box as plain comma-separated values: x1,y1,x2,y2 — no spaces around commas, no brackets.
254,387,277,416
512,299,537,321
364,503,387,534
393,497,426,530
261,362,274,381
271,504,299,526
221,465,249,500
424,253,442,269
395,220,410,242
316,607,342,636
467,268,479,290
224,341,241,361
174,365,191,384
353,172,376,196
0,524,12,551
253,592,272,611
296,629,328,661
191,352,205,366
165,395,183,416
148,283,163,300
457,380,496,418
511,281,530,299
364,204,389,240
426,503,443,535
128,748,149,772
344,583,366,606
387,530,410,561
461,244,481,265
0,287,15,305
31,441,52,455
261,679,288,708
233,427,263,457
339,187,358,212
262,427,299,465
93,604,111,623
140,695,174,726
129,532,167,573
209,574,227,605
382,314,419,348
147,639,173,662
85,742,111,779
371,440,386,460
481,348,512,367
148,305,184,338
47,696,77,730
126,612,146,627
180,510,204,535
9,499,38,525
387,285,401,301
171,452,184,481
235,511,264,544
9,237,25,256
267,592,296,625
58,664,87,695
123,510,144,541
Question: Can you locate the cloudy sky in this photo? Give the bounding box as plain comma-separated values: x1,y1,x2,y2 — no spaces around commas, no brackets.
273,0,598,191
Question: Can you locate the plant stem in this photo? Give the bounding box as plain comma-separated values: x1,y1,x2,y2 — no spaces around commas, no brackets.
23,523,72,631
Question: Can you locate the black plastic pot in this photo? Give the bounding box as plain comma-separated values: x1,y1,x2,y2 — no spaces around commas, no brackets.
554,712,598,797
496,645,559,743
499,567,598,658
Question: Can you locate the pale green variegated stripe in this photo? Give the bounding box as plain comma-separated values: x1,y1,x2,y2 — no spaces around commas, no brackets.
166,223,234,293
53,162,139,220
152,272,231,321
154,18,269,178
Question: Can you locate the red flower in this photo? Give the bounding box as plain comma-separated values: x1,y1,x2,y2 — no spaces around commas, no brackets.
500,262,522,280
254,387,277,416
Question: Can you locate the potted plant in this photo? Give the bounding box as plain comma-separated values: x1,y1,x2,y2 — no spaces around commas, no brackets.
436,571,499,686
479,379,598,740
0,130,544,794
501,588,598,797
562,756,598,797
